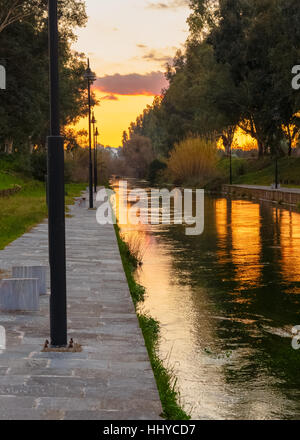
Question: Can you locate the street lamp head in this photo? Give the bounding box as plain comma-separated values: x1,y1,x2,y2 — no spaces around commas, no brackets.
95,127,99,136
84,59,97,83
91,114,96,124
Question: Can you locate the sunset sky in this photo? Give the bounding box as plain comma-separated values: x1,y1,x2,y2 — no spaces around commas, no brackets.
72,0,190,147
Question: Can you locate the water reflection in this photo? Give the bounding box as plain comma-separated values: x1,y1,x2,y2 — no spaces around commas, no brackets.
112,180,300,420
280,210,300,285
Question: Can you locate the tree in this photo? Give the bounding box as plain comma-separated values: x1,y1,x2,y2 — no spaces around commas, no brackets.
127,0,300,159
206,0,300,156
122,135,154,178
128,41,239,156
0,0,89,154
122,131,128,147
0,0,30,34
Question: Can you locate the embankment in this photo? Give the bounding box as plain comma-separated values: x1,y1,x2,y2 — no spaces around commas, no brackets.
222,184,300,207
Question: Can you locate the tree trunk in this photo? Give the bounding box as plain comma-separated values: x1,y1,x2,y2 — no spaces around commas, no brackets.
257,139,264,157
4,138,13,154
287,126,292,157
222,126,235,156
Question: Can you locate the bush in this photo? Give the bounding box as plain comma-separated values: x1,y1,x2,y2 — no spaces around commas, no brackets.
148,159,167,184
30,152,47,181
167,137,219,185
237,162,246,176
31,152,74,183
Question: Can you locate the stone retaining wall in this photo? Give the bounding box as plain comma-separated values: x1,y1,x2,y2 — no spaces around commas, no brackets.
222,184,300,206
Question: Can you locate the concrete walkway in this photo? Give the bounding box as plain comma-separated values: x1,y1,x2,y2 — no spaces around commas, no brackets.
230,184,300,194
0,193,162,420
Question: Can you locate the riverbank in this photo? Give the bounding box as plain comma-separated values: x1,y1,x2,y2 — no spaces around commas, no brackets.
114,224,190,420
222,184,300,209
154,156,300,195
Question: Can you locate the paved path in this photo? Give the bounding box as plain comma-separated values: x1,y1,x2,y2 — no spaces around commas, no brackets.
230,184,300,194
0,193,162,420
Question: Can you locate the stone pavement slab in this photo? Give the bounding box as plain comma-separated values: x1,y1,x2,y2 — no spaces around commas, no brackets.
0,193,162,420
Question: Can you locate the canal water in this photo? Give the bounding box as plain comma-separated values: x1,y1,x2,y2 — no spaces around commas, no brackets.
111,179,300,420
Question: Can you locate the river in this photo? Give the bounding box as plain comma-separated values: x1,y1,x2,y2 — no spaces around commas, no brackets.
111,179,300,420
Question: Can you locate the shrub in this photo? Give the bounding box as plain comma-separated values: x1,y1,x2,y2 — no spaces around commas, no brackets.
167,137,219,185
148,159,167,184
30,152,47,181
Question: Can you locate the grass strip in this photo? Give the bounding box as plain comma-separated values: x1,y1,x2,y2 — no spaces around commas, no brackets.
114,223,190,420
0,179,86,250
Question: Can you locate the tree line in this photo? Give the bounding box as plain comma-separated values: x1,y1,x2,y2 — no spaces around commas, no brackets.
0,0,91,156
124,0,300,163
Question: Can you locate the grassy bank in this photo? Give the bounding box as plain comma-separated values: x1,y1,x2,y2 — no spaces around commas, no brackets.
0,171,25,190
217,156,300,188
159,151,300,192
114,224,190,420
0,173,86,250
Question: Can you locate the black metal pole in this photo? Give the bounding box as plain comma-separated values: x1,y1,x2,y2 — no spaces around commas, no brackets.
47,0,67,347
229,145,233,185
87,62,93,209
94,129,98,192
93,118,97,193
275,156,278,189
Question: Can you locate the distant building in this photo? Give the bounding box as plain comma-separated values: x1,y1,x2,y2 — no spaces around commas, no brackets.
96,145,122,157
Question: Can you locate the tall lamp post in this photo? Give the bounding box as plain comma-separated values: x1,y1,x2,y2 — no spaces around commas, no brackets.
229,144,233,185
84,60,96,209
47,0,67,347
91,113,97,193
273,112,281,190
94,127,99,192
275,155,279,189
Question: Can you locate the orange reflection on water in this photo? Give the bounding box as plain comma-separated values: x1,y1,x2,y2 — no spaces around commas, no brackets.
279,209,300,285
230,201,262,290
215,199,228,242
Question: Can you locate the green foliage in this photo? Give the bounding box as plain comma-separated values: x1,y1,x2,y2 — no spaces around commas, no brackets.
126,0,300,164
148,159,167,184
215,156,300,188
30,152,47,182
234,157,300,187
138,314,190,420
0,0,90,155
0,180,46,250
0,170,25,190
0,173,85,250
114,224,144,304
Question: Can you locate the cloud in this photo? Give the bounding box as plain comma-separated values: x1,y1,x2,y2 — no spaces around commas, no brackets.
94,71,169,96
102,94,119,101
136,45,176,66
147,0,189,10
142,50,173,64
